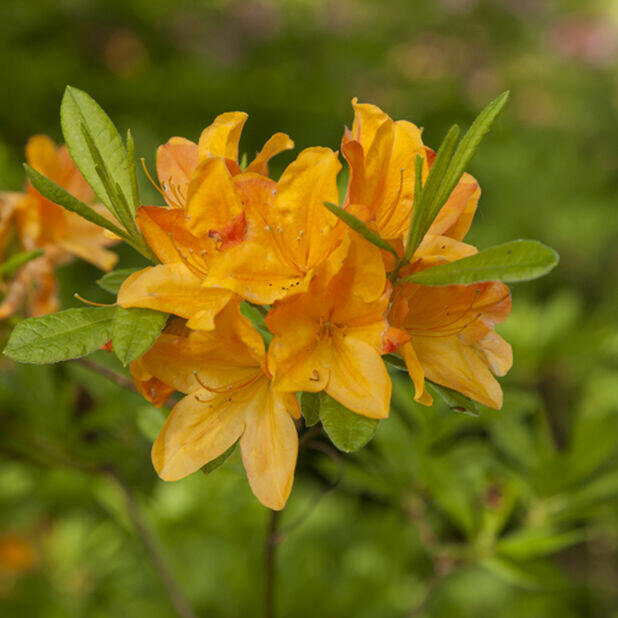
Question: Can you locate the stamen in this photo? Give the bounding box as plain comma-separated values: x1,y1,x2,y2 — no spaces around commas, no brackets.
74,293,116,307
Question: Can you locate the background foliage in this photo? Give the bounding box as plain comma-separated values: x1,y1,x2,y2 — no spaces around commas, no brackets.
1,0,617,616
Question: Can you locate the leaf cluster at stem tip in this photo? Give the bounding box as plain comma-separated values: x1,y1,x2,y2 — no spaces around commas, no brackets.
24,85,157,263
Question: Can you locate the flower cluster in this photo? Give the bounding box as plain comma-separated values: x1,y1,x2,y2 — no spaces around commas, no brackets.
122,101,513,509
0,136,117,319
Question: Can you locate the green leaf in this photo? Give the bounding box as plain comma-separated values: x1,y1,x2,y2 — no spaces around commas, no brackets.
239,302,273,345
323,202,399,259
426,381,480,417
0,249,43,277
320,393,379,452
125,129,140,213
383,354,407,371
3,307,116,364
60,86,136,220
112,306,168,366
80,124,135,233
402,240,559,286
202,442,237,475
96,268,140,294
300,392,321,427
435,91,509,213
24,164,129,240
480,557,545,591
496,526,586,561
405,125,460,261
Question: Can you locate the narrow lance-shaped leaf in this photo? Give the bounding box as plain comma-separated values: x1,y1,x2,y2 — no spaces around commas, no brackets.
126,129,140,214
80,124,136,234
202,442,237,475
427,381,480,417
300,391,321,427
24,164,130,241
61,86,138,218
401,239,559,286
404,125,460,261
96,268,140,295
417,92,509,255
3,307,116,364
0,249,44,277
323,202,399,259
320,393,379,452
433,91,509,214
78,126,158,262
112,306,168,366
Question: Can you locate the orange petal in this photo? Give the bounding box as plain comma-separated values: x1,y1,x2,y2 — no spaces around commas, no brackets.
428,172,480,241
117,262,232,328
326,334,391,419
240,386,299,510
185,157,244,238
156,137,199,207
245,132,294,176
413,235,477,268
138,309,265,396
130,357,175,407
273,147,342,270
25,135,61,181
198,111,248,162
136,206,183,263
396,280,510,337
346,101,425,239
152,391,246,481
266,308,329,392
475,331,512,377
400,342,432,405
412,335,503,409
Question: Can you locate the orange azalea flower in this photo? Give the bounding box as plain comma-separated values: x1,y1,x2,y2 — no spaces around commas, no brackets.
131,303,300,510
202,146,347,304
0,135,117,318
118,112,296,327
342,99,480,250
389,238,512,409
266,237,392,419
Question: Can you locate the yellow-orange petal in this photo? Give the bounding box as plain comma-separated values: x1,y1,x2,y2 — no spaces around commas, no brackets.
400,342,432,405
156,137,199,207
152,391,246,481
58,235,117,271
136,206,183,263
25,135,60,180
412,335,503,409
130,357,175,406
117,262,232,328
475,331,513,377
240,386,299,510
245,132,294,176
273,147,342,270
198,111,248,162
326,334,391,419
428,172,479,241
412,234,478,269
185,157,244,238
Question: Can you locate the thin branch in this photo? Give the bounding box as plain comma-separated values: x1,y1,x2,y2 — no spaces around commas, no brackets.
73,357,137,393
109,471,198,618
263,508,281,618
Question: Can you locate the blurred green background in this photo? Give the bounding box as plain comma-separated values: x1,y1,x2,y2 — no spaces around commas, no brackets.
1,0,617,616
